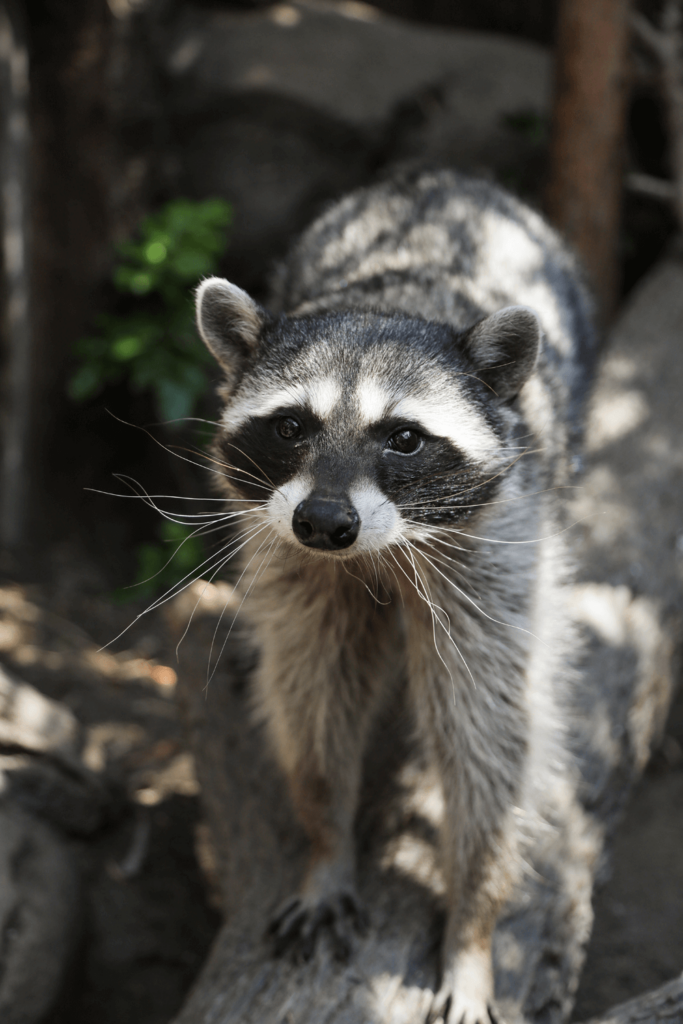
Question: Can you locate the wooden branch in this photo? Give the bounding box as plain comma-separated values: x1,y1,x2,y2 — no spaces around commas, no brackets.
660,1,683,227
630,3,683,229
578,974,683,1024
625,171,677,202
546,0,632,322
630,11,667,61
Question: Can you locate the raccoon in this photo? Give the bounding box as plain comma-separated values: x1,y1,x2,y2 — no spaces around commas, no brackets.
194,169,595,1024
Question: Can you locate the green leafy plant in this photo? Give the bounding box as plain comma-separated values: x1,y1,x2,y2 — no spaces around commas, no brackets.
69,197,232,423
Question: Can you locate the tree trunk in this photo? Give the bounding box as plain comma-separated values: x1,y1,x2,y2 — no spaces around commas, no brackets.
546,0,632,322
0,0,31,549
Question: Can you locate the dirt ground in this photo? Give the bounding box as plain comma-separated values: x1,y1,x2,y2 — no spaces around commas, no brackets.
0,536,681,1023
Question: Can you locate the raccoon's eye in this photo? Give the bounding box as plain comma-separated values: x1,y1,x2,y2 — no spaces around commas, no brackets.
386,428,423,455
276,416,302,440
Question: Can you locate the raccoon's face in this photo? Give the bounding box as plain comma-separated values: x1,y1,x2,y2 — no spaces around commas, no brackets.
196,278,540,558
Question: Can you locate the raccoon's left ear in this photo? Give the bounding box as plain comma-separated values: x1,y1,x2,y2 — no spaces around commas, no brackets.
460,306,541,400
195,277,269,385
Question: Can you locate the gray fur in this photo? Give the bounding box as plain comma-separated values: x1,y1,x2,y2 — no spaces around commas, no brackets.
195,168,596,1024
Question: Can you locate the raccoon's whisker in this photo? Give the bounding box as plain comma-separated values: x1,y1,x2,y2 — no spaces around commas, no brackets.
397,484,578,515
103,520,270,650
206,550,266,682
369,552,388,603
87,485,258,505
339,557,391,605
376,549,403,599
141,520,268,610
103,411,264,484
412,543,545,647
403,519,472,554
174,523,274,658
206,531,280,686
169,415,222,428
395,543,463,697
171,445,275,491
436,511,601,548
109,474,268,527
411,535,477,593
402,540,479,693
455,370,500,395
190,512,265,541
219,440,278,490
391,545,454,673
394,447,537,509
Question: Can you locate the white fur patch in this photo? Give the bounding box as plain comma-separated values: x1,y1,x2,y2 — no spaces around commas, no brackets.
266,473,313,544
391,395,501,462
222,377,341,432
354,373,501,463
306,377,342,419
222,385,307,432
350,480,403,552
265,476,402,555
355,380,391,424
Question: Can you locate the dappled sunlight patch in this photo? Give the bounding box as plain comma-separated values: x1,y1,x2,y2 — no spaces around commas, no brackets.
586,388,649,451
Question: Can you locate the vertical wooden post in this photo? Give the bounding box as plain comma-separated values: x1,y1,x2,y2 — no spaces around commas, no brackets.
0,0,31,549
546,0,633,323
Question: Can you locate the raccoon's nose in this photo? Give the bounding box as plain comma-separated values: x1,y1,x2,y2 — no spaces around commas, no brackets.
292,498,360,551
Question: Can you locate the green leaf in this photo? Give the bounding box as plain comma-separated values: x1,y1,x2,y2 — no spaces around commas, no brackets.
68,362,107,401
111,335,145,361
145,240,168,264
70,195,231,417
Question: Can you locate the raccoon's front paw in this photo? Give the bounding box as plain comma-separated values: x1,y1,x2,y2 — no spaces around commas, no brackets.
426,946,502,1024
266,889,368,962
426,987,504,1024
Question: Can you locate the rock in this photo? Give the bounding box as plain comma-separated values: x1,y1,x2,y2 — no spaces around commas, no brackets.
154,0,551,288
0,664,122,835
569,256,683,821
0,802,80,1024
0,663,80,762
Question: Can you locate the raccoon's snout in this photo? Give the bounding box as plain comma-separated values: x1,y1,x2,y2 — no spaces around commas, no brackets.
292,498,360,551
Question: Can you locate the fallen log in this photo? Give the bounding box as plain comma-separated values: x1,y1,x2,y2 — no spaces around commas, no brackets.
580,974,683,1024
168,257,683,1024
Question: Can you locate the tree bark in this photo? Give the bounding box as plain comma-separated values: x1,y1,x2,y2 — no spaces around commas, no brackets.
579,975,683,1024
546,0,632,322
0,0,31,549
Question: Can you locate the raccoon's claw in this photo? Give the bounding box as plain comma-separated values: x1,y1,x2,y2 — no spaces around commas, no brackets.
267,890,367,962
426,988,504,1024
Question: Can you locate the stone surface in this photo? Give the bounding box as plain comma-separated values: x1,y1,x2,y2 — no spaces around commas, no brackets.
0,663,120,836
0,662,80,761
0,802,80,1024
154,0,551,288
569,257,683,1018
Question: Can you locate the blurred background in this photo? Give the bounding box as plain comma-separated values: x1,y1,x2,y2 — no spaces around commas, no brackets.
0,2,682,1023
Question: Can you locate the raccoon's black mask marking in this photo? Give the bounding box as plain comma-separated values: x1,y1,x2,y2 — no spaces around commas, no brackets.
218,408,323,502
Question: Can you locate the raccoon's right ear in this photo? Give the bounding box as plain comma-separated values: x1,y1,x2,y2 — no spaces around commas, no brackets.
195,277,268,383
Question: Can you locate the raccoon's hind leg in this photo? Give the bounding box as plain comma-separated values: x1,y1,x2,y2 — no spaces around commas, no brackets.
251,566,399,961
